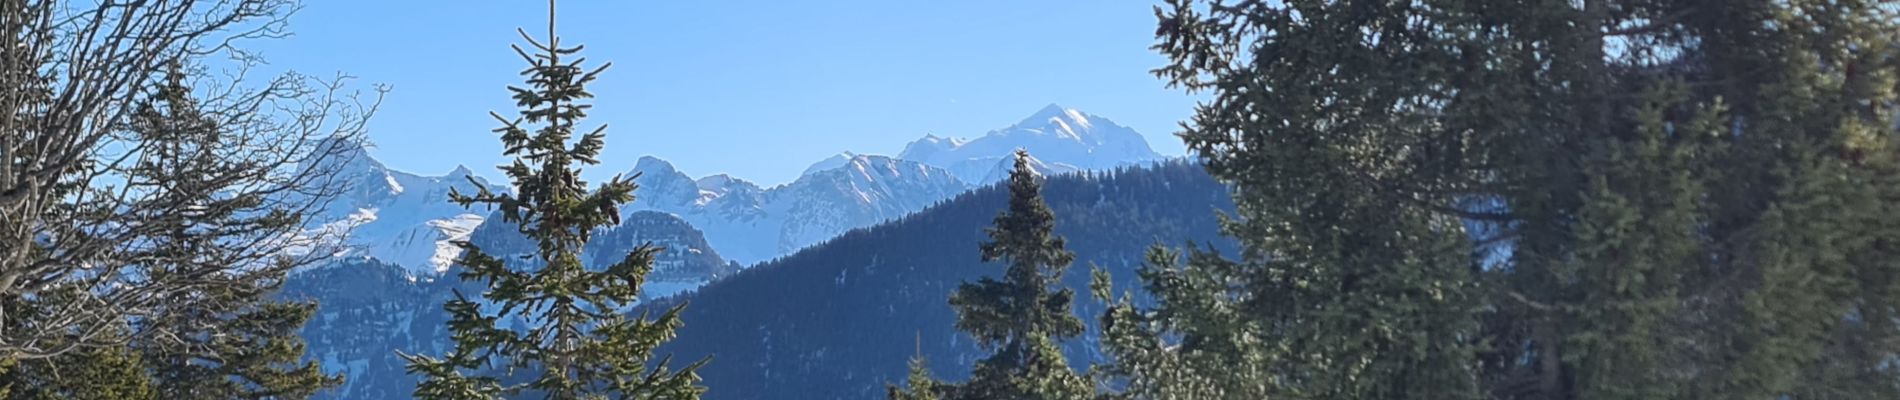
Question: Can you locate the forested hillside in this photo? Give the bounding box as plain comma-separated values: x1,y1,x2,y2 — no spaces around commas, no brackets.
657,161,1234,400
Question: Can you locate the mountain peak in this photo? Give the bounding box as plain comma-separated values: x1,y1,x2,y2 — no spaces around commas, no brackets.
799,151,864,177
1016,103,1088,127
1032,102,1068,117
633,155,680,176
447,164,475,177
308,135,383,175
1009,104,1099,140
317,134,372,156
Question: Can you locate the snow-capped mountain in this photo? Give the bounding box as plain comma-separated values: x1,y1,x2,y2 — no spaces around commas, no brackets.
898,104,1161,183
623,154,968,265
301,138,503,278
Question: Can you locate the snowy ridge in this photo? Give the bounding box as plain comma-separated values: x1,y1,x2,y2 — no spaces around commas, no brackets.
623,154,968,266
298,144,965,283
296,104,1159,278
798,151,858,177
898,104,1160,183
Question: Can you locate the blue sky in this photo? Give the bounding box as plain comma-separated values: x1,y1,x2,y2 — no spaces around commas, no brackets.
248,0,1198,185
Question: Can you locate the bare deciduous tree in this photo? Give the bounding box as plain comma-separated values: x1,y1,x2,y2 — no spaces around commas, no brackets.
0,0,381,360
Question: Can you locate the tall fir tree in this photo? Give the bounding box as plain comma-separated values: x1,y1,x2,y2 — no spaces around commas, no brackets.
928,150,1092,400
1104,0,1900,399
128,67,340,400
401,1,705,399
0,66,339,400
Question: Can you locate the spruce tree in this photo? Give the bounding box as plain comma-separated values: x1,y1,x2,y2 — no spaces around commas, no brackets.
885,356,942,400
1091,247,1274,399
139,285,338,399
1113,0,1900,399
887,333,943,400
402,1,705,399
127,67,340,400
934,150,1091,400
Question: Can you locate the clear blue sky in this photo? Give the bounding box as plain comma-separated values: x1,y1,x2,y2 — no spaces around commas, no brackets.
248,0,1199,185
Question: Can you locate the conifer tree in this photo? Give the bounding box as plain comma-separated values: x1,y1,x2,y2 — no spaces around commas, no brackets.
144,301,335,399
2,0,376,361
402,1,705,399
1110,0,1900,399
127,67,340,400
934,150,1091,400
0,342,157,400
1091,247,1274,399
0,287,155,400
1,64,342,400
887,333,943,400
886,356,942,400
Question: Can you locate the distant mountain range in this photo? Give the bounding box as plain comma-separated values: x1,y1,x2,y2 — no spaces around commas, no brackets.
621,154,967,266
283,104,1184,399
287,160,1232,400
299,104,1165,280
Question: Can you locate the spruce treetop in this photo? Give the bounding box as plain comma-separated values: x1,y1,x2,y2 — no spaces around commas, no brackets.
404,2,704,399
936,149,1091,400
